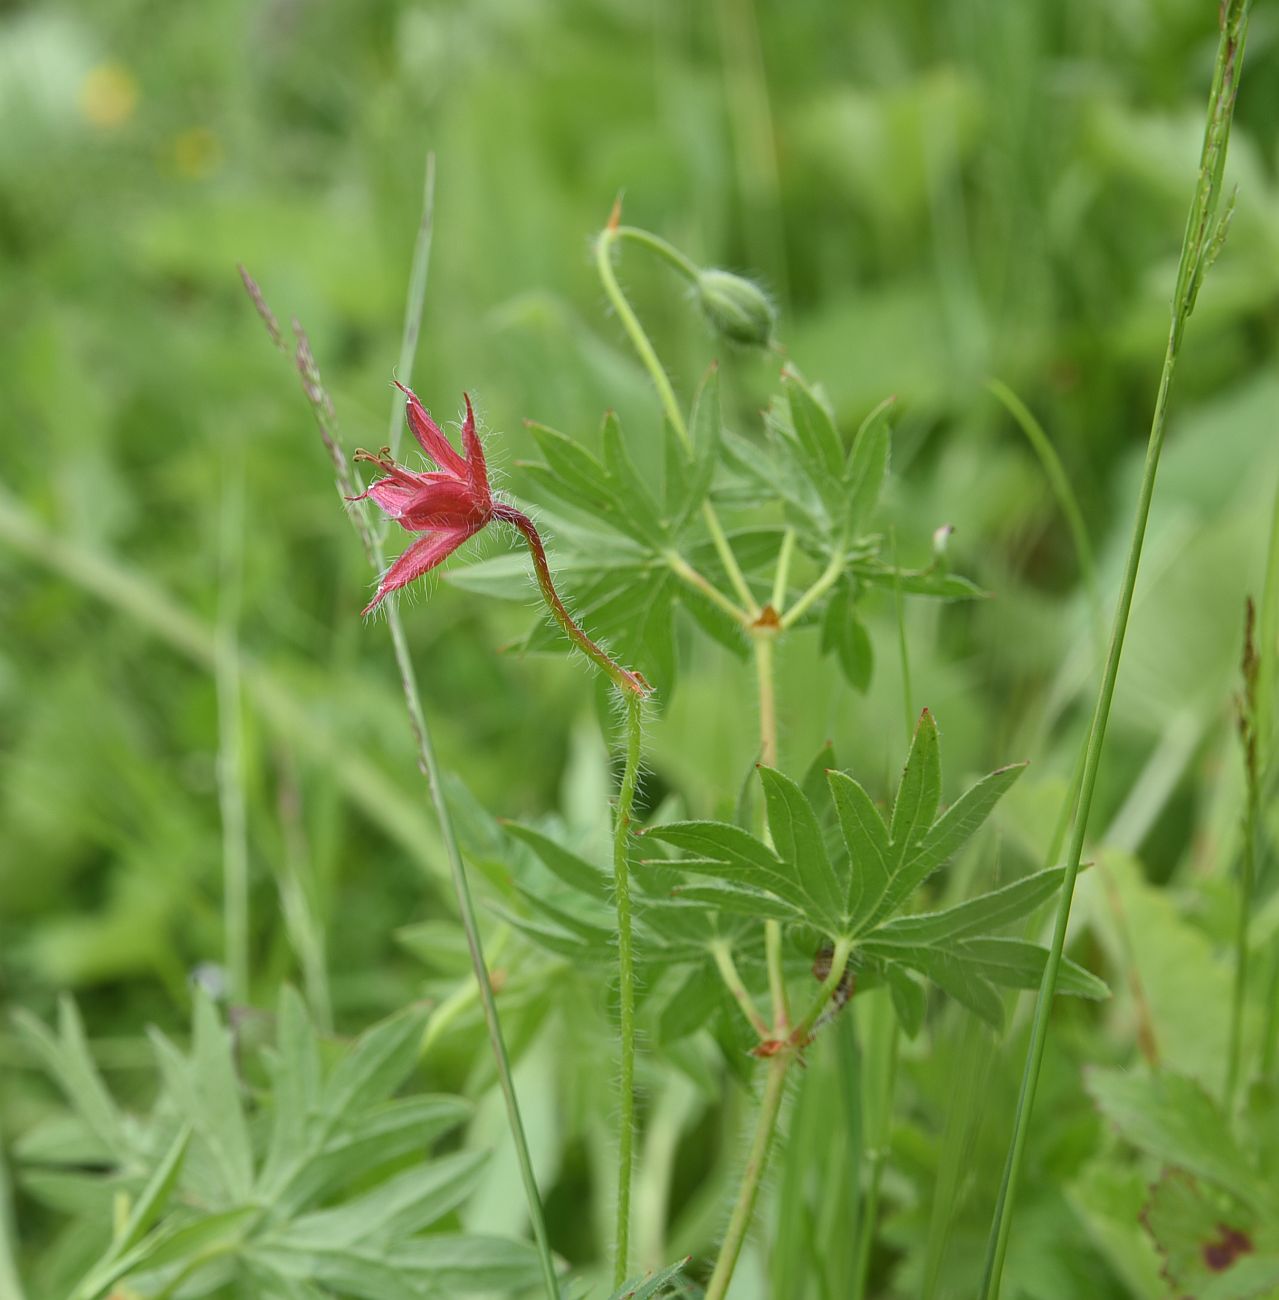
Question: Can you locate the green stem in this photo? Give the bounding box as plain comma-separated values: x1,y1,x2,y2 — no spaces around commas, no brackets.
665,548,753,625
981,8,1251,1294
712,941,771,1040
615,225,701,282
1225,764,1258,1108
612,693,644,1286
779,547,844,630
790,937,853,1044
704,1055,790,1300
595,221,759,617
771,528,796,614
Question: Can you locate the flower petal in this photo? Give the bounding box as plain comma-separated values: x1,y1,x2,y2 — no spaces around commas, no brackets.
362,525,478,614
396,381,468,477
460,393,490,500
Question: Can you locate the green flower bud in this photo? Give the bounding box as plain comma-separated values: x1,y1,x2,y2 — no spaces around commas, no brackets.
695,268,776,348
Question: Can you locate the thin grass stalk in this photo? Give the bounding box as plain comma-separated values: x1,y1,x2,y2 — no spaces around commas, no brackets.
612,692,644,1285
1256,477,1279,1078
980,7,1251,1292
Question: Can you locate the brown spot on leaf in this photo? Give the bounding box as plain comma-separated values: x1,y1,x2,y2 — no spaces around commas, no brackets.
1202,1223,1252,1271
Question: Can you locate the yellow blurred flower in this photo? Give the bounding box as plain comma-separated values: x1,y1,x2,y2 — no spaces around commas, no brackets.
80,63,138,129
174,126,222,178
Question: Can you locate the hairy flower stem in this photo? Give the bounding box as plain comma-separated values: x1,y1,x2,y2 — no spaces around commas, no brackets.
981,7,1251,1294
494,504,650,697
595,217,758,617
704,1055,789,1300
612,692,644,1285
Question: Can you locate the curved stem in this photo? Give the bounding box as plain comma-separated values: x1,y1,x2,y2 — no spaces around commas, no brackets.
495,504,651,698
981,8,1251,1293
595,222,759,617
612,692,644,1286
704,1055,789,1300
771,528,796,615
615,225,701,282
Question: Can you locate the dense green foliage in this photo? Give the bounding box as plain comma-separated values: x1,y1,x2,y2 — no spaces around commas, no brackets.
3,1,1278,1297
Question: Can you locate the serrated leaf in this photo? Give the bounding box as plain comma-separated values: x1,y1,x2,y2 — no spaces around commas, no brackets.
504,823,611,904
667,880,803,923
827,770,891,932
949,937,1108,999
871,865,1067,945
526,421,620,520
890,946,1004,1029
642,821,809,911
855,561,987,599
759,766,844,928
785,371,845,481
872,761,1028,925
14,999,128,1161
889,710,942,865
322,1005,430,1123
1088,1070,1275,1216
601,411,667,546
609,1255,692,1299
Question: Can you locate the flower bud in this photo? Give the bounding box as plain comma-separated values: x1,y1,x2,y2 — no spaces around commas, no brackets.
695,268,776,348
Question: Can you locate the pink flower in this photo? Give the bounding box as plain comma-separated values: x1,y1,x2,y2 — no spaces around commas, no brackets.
351,384,495,615
352,384,651,697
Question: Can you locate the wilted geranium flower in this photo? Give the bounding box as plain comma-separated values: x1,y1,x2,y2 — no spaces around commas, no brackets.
353,384,649,698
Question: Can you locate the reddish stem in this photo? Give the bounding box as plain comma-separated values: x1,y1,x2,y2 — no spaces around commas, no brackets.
493,504,651,698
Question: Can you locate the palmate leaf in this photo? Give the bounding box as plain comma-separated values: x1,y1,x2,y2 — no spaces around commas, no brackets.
25,993,542,1300
647,710,1103,1033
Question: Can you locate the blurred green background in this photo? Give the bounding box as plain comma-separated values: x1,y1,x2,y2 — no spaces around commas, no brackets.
3,0,1278,1295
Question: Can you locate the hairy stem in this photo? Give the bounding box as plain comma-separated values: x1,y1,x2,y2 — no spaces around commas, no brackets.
612,692,644,1285
704,1055,789,1300
595,218,758,616
713,942,771,1040
495,504,650,697
981,8,1251,1293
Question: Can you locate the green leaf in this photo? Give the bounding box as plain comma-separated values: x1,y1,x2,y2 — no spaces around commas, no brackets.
759,766,844,928
643,821,809,911
873,762,1028,924
13,999,129,1161
1088,1069,1276,1216
888,709,942,865
525,421,621,521
608,1255,692,1299
504,823,611,904
322,1004,431,1121
785,370,845,481
854,560,988,599
871,865,1067,945
844,396,892,534
1141,1172,1279,1300
658,966,722,1044
601,411,668,546
667,880,803,923
390,1234,552,1293
827,770,891,932
949,937,1108,999
280,1151,488,1248
885,965,926,1038
820,583,873,693
889,946,1004,1029
68,1125,191,1300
